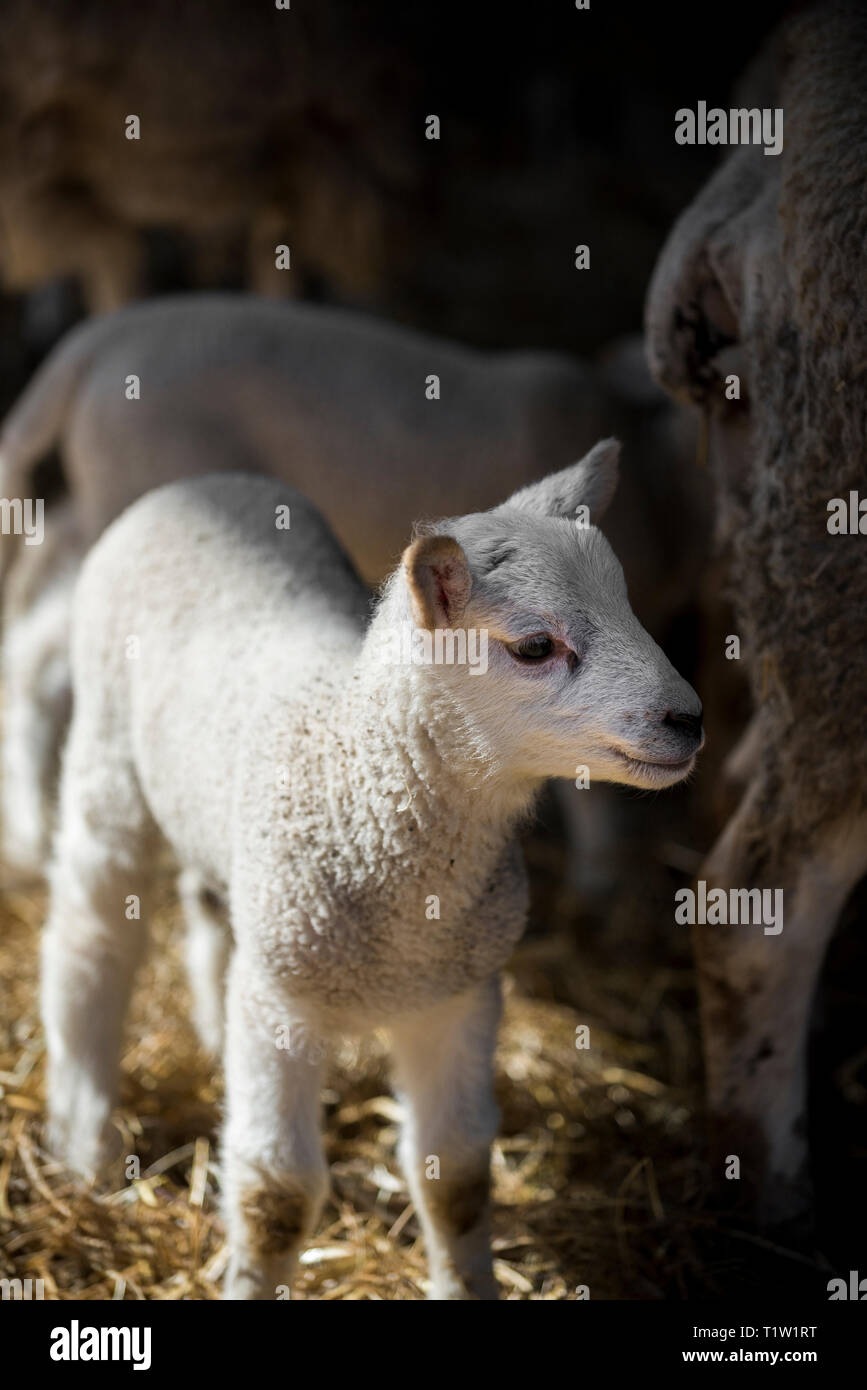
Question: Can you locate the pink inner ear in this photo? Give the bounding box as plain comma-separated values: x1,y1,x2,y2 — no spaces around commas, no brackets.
434,564,451,621
414,543,468,627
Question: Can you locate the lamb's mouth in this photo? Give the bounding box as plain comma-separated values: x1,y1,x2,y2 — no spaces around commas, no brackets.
609,748,697,782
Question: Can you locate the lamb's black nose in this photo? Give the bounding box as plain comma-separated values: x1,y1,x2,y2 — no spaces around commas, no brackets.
663,707,704,742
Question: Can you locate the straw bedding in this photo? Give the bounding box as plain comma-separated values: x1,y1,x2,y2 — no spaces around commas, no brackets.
0,828,855,1300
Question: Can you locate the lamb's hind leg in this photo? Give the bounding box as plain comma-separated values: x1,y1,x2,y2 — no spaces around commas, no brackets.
179,870,231,1056
695,779,867,1224
41,730,156,1179
390,976,502,1300
222,955,329,1300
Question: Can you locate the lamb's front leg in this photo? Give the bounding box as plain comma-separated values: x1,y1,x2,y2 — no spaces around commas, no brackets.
390,977,502,1300
222,956,329,1300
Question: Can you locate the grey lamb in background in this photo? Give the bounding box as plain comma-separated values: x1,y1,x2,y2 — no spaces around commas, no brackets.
0,296,708,892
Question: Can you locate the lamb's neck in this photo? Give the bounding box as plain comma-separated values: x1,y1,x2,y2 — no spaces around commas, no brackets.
333,665,539,886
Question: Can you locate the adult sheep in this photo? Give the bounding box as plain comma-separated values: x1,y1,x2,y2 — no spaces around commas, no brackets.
645,0,867,1224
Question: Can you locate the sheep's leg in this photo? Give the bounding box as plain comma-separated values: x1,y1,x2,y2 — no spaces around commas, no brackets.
41,745,156,1179
2,677,55,873
695,786,867,1224
1,652,71,874
390,976,502,1300
179,870,231,1055
222,956,329,1300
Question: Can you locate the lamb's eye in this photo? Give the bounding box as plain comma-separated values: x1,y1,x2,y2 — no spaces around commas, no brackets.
508,634,555,663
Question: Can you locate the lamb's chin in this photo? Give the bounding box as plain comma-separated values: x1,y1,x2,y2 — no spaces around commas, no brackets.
607,748,696,789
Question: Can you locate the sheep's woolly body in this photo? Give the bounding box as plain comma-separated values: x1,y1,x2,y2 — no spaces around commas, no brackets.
0,295,607,585
736,0,867,865
0,295,706,622
644,0,867,1221
648,1,867,871
68,474,528,1026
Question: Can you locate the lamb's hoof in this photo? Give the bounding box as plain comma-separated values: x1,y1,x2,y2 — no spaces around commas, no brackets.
1,835,45,880
44,1086,118,1181
192,1016,224,1058
429,1270,500,1300
223,1257,282,1301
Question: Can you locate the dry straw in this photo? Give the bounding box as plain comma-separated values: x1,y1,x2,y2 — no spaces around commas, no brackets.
0,845,826,1300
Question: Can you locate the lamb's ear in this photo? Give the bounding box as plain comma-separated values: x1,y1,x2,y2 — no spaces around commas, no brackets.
402,534,471,630
644,157,749,407
498,438,620,524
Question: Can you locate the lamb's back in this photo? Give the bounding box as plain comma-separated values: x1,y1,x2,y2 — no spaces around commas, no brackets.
72,472,368,884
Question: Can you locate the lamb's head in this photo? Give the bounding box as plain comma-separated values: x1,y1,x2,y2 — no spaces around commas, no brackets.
369,439,703,792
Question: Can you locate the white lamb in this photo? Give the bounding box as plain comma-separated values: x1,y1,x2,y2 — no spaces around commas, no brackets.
42,446,703,1299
